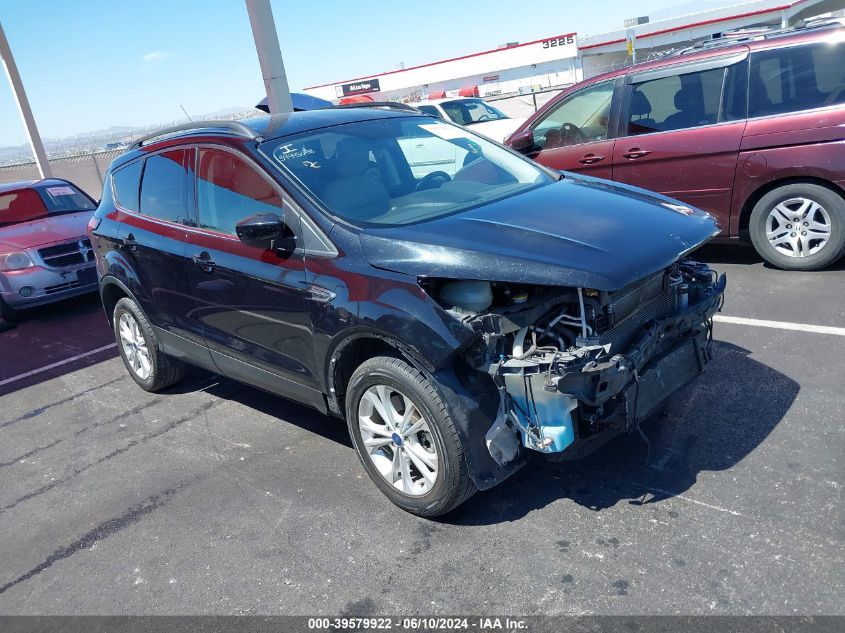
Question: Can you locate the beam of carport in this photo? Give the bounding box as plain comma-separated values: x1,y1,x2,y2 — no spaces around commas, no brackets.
245,0,293,114
0,20,52,179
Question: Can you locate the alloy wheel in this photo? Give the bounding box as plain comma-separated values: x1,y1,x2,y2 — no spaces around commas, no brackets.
765,197,831,258
357,384,439,496
118,312,152,380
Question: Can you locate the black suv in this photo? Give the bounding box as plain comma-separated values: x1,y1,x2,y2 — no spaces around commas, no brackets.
90,109,725,516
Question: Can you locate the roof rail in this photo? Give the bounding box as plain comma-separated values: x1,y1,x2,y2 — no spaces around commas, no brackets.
673,17,845,57
128,120,262,150
332,101,421,113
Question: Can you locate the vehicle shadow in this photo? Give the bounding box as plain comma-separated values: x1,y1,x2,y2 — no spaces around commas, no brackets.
194,371,353,448
443,340,798,525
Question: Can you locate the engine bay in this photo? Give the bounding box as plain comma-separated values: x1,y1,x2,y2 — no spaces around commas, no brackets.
420,260,727,464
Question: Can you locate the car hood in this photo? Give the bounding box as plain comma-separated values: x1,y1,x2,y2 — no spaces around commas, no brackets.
0,211,94,251
359,174,720,291
467,117,527,142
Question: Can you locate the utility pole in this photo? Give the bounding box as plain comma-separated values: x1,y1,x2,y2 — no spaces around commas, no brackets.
244,0,293,114
0,20,52,178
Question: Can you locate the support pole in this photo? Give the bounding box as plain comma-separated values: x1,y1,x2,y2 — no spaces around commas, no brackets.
244,0,293,114
0,20,52,178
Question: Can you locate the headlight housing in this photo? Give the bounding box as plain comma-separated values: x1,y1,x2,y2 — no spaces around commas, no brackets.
0,251,35,272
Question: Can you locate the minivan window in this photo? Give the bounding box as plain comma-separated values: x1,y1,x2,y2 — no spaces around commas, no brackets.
531,81,614,149
139,150,189,223
749,42,845,118
112,160,143,213
628,67,725,136
196,148,284,235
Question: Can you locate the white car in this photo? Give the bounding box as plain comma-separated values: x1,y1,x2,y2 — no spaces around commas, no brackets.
414,98,525,143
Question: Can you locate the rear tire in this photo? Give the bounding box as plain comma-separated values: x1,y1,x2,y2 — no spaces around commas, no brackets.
113,297,185,392
345,356,475,517
749,183,845,271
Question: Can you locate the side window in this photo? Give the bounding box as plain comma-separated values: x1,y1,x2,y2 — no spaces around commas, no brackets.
749,42,845,118
417,105,442,119
628,67,725,136
531,81,614,149
139,150,189,223
722,61,748,122
111,160,143,212
196,149,284,235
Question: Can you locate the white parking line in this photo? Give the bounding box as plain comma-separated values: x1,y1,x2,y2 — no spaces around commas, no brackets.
714,315,845,337
0,344,117,388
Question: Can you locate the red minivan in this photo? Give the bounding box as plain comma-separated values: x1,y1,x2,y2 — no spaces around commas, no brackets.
507,20,845,271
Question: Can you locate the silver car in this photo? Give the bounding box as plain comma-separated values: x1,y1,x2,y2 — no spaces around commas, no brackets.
0,179,98,319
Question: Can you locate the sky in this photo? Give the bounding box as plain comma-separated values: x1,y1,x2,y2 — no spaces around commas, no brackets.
0,0,711,145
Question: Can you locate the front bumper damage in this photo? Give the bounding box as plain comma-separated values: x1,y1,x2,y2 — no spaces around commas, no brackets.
477,261,727,469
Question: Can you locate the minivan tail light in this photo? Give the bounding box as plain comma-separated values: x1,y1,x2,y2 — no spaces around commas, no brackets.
88,216,102,232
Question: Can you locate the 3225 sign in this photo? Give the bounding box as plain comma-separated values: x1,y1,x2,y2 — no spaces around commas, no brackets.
542,35,575,48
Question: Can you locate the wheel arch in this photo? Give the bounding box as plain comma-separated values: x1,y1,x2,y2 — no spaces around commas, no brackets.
738,177,845,239
99,276,137,326
326,332,438,418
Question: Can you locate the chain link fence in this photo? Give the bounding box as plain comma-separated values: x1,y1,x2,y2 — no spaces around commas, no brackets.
0,149,123,200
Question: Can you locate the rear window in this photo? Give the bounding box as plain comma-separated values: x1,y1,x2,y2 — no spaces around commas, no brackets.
749,41,845,118
112,160,143,213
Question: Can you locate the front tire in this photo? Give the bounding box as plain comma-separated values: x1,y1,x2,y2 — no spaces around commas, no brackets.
0,297,19,322
345,356,475,517
113,297,185,392
749,183,845,271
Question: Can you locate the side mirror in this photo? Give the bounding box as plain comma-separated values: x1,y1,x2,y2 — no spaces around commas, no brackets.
236,213,294,252
509,129,535,154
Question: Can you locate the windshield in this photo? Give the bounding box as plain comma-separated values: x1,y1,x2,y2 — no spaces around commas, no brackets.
440,99,508,125
263,116,552,227
0,184,95,228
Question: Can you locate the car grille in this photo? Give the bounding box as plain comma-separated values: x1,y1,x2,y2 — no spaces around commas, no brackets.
45,280,82,295
39,238,95,268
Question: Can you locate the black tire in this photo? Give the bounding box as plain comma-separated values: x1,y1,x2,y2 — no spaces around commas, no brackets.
0,297,19,322
749,183,845,271
113,297,185,392
345,356,475,517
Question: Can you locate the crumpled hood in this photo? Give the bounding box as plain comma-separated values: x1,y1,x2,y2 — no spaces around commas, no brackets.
0,211,93,251
360,174,720,291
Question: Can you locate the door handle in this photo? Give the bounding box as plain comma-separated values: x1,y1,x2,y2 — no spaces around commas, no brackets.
622,148,651,159
578,153,605,165
122,233,138,251
192,251,216,273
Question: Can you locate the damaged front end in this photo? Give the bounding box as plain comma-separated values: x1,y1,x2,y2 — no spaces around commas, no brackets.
423,260,726,472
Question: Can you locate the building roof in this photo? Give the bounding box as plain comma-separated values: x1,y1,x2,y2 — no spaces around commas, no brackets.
303,32,577,91
578,0,835,53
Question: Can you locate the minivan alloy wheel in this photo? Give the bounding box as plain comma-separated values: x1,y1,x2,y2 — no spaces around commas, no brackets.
766,197,831,258
118,311,152,380
357,384,439,496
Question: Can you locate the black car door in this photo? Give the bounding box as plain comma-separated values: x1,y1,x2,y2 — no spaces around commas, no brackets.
184,146,324,410
117,148,203,345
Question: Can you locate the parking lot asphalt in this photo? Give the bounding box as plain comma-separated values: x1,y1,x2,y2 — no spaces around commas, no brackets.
0,244,842,616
